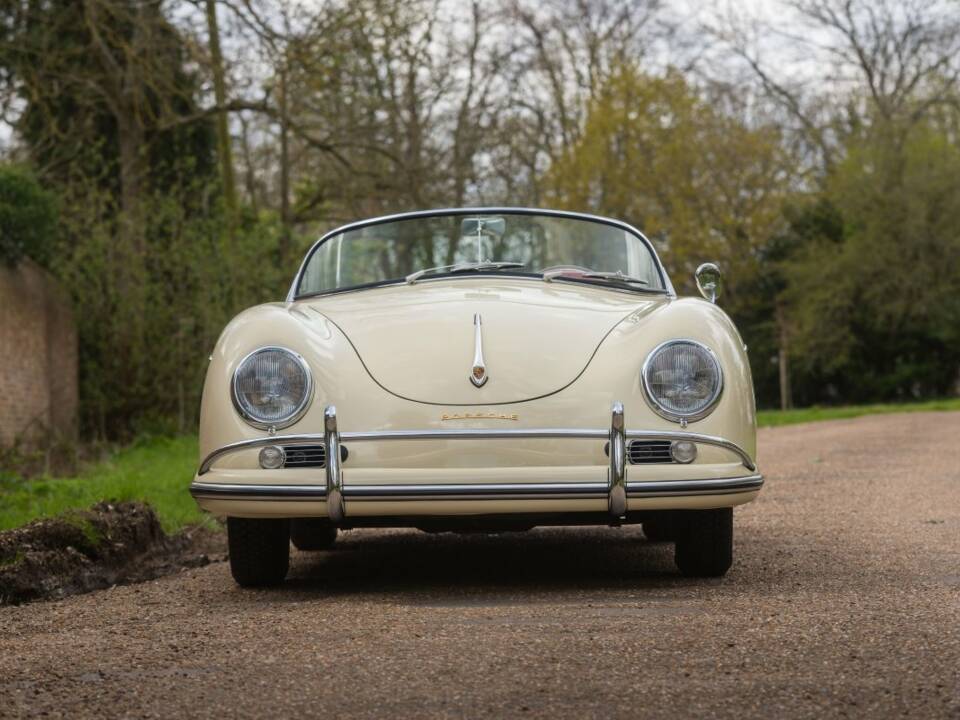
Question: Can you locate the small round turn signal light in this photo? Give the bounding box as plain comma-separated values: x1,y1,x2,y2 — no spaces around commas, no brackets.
670,440,697,464
259,445,286,469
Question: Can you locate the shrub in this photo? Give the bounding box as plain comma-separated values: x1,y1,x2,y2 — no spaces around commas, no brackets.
0,165,58,268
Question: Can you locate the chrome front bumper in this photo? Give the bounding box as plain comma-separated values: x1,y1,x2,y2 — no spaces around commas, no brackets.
192,403,761,523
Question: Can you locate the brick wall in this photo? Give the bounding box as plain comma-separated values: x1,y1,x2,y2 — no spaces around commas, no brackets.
0,259,78,448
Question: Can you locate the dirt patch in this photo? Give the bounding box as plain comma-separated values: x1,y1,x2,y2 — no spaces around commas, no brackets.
0,502,224,605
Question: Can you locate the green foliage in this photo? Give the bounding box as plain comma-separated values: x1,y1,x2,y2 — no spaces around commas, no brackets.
757,398,960,428
0,165,58,267
60,510,104,548
545,64,960,408
0,435,209,534
736,198,845,407
544,66,793,316
784,116,960,402
2,0,958,427
54,187,293,437
7,0,217,199
1,0,283,438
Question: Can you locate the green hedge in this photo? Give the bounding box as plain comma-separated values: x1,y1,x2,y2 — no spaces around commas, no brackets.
0,165,57,268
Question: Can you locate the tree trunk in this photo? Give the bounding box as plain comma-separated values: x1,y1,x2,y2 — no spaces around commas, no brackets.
278,66,292,263
776,301,793,410
205,0,237,235
238,114,259,213
117,114,145,256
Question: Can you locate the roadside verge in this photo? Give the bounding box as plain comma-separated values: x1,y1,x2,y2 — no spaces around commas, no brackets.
0,501,223,605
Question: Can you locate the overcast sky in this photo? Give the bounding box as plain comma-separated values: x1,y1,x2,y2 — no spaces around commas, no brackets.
0,0,918,155
0,0,800,153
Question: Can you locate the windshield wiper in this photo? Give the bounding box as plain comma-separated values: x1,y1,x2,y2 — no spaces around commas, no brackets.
405,261,525,284
542,269,649,286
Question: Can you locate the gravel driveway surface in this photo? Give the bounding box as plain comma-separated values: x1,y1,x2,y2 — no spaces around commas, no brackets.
2,412,959,719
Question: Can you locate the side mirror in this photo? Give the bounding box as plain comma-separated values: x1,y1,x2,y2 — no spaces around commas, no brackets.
695,262,722,303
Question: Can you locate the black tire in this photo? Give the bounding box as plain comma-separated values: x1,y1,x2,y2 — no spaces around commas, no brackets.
290,518,338,551
674,508,733,577
227,517,290,587
642,512,677,542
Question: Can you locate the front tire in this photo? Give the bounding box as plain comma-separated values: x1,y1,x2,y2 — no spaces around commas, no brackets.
227,517,290,587
674,508,733,577
290,518,338,551
642,512,678,542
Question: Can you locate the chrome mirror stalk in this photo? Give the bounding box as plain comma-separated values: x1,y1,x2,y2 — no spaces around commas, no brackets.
695,262,722,303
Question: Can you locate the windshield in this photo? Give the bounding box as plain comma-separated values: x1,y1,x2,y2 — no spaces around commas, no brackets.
295,211,666,297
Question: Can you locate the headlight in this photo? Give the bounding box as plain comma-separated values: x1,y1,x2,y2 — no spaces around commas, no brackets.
641,340,723,422
231,347,313,429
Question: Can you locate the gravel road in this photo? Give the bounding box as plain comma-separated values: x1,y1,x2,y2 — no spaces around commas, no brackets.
2,412,959,719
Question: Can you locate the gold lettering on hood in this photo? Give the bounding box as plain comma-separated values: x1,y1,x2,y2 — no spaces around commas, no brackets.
441,412,519,421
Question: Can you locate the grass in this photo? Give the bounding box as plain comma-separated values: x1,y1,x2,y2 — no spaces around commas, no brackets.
757,397,960,427
61,510,105,548
0,435,208,534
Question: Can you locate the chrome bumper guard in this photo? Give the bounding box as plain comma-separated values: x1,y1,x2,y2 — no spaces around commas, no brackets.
193,403,760,524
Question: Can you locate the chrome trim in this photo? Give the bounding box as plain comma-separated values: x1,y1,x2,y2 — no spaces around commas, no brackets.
695,262,722,303
197,427,757,475
470,313,488,387
640,339,724,424
625,430,751,470
189,474,763,502
324,405,345,523
351,429,611,441
627,474,762,496
230,346,314,431
608,402,627,517
191,482,329,499
350,482,606,501
287,207,676,301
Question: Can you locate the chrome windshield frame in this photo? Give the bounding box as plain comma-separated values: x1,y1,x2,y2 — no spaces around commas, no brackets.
286,207,676,301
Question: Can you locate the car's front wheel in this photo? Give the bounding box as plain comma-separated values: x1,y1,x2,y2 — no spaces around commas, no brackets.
674,508,733,577
227,517,290,587
642,512,678,542
290,518,338,551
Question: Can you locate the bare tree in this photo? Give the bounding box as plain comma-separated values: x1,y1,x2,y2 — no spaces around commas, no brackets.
717,0,960,172
493,0,666,203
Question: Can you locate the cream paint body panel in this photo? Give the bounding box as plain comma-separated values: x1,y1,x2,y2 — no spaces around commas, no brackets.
308,280,664,404
196,277,758,518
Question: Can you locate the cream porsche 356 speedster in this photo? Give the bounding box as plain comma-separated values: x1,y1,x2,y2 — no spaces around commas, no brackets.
190,208,762,586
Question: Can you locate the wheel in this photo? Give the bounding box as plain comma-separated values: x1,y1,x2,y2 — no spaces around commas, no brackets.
227,517,290,587
674,508,733,577
642,512,677,542
290,518,338,551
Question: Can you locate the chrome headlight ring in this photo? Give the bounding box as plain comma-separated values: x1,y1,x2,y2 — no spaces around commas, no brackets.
641,339,724,423
231,346,314,430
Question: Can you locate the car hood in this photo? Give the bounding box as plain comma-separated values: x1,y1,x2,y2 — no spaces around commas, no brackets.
298,278,667,405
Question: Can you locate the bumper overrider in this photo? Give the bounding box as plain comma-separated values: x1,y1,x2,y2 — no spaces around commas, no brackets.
191,402,762,523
